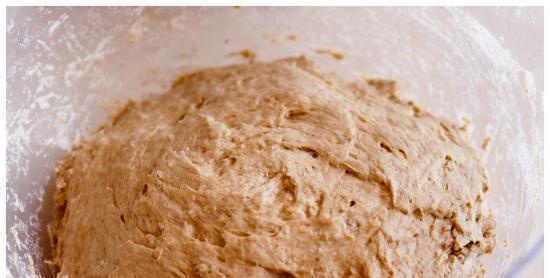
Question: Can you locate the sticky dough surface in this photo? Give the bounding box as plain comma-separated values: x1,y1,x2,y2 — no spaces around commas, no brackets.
50,57,495,277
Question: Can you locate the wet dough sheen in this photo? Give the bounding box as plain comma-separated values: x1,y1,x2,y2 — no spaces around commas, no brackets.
50,57,495,277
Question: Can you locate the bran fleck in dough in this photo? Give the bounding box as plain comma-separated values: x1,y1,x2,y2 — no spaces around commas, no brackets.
50,57,495,277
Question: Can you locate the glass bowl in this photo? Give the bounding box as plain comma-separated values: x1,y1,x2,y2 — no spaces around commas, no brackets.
7,7,543,277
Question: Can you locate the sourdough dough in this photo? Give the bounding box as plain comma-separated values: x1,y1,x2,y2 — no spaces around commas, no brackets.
50,57,495,277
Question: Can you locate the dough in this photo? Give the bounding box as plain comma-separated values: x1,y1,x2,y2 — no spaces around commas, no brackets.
49,57,495,277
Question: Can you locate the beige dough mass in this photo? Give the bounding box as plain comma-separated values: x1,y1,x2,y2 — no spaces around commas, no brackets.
50,57,495,277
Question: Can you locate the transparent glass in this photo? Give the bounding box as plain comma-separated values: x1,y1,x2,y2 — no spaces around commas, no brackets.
7,7,543,277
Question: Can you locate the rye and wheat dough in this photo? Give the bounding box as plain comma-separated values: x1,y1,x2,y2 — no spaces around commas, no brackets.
50,57,496,277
